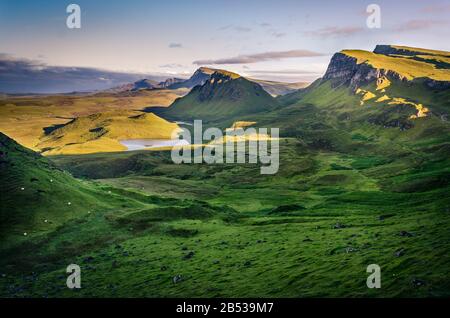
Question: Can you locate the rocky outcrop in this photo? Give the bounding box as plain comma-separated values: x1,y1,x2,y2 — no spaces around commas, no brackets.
195,71,246,102
158,78,184,88
322,52,407,91
373,45,419,57
323,46,450,92
168,67,217,89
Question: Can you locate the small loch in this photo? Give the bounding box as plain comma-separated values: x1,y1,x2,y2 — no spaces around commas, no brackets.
120,139,190,151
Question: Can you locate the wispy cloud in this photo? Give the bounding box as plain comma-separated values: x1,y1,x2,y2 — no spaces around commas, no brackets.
270,31,286,38
168,43,183,48
244,69,324,82
0,54,163,94
245,69,321,75
304,26,364,38
393,19,449,32
159,63,185,69
234,26,252,32
218,25,252,32
421,4,450,13
193,49,324,65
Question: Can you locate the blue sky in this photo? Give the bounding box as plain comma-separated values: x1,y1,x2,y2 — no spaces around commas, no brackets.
1,0,450,85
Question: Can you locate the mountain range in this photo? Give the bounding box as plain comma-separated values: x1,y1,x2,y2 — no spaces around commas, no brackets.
1,44,450,298
109,66,308,97
4,44,449,155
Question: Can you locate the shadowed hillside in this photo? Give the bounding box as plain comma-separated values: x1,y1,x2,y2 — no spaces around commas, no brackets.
160,70,279,122
0,132,122,239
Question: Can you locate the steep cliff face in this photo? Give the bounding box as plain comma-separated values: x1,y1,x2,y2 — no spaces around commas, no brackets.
373,45,450,58
318,45,450,123
323,45,450,91
323,52,406,91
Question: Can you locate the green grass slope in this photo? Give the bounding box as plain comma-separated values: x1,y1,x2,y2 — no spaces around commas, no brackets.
33,132,449,298
1,45,449,298
0,132,128,240
161,71,278,123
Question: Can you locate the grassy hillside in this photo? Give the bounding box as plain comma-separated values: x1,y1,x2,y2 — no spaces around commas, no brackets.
342,48,450,81
161,71,278,123
1,45,449,298
37,111,180,155
0,89,186,151
18,131,446,298
0,132,135,240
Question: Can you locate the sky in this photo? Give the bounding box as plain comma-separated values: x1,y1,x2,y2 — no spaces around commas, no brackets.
0,0,449,92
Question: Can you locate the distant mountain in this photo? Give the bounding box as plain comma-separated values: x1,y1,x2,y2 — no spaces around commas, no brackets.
108,79,162,92
168,67,308,96
106,67,309,97
248,79,309,96
107,77,186,93
0,54,169,94
160,69,278,122
158,77,185,88
167,67,217,89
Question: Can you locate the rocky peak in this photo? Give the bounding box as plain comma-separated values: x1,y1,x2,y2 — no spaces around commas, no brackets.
132,79,159,90
196,67,218,75
158,77,184,88
374,45,450,58
322,52,391,90
323,45,450,91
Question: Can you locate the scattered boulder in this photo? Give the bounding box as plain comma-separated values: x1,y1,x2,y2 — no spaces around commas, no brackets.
333,222,346,229
399,231,413,237
378,214,395,221
183,251,195,260
83,256,95,263
173,275,183,284
412,278,426,287
394,248,405,257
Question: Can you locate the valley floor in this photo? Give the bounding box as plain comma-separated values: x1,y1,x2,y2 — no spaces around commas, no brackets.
1,140,449,297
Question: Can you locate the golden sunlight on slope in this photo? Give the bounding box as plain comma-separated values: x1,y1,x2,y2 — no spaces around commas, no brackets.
388,98,430,119
0,89,186,150
37,111,180,155
342,50,450,81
